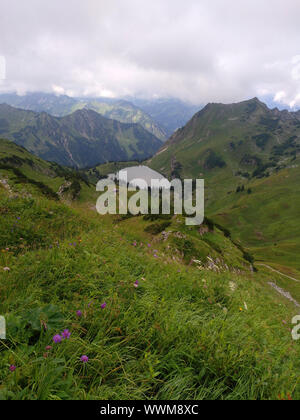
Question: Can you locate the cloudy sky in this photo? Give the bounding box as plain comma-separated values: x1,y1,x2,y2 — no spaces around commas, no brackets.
1,0,300,107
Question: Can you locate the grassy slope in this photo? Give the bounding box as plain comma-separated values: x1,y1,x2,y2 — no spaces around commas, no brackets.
210,161,300,277
149,99,300,278
0,167,300,400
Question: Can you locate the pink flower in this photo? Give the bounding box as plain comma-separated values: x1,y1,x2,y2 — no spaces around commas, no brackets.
101,302,107,310
61,329,71,339
9,365,16,372
76,310,82,317
45,346,52,351
53,334,62,344
3,267,10,272
80,355,89,363
134,280,139,288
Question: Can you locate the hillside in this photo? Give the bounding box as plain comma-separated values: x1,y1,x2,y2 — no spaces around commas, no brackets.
0,93,167,141
0,138,94,202
1,144,300,400
0,105,162,168
149,98,300,275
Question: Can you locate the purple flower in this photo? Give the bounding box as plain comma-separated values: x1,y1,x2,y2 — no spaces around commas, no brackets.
61,329,71,340
147,244,151,248
134,280,139,288
101,302,107,310
53,334,62,344
9,365,16,372
76,310,82,317
80,355,89,363
133,241,137,247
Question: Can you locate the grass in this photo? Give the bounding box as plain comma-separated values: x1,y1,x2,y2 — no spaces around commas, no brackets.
0,181,300,400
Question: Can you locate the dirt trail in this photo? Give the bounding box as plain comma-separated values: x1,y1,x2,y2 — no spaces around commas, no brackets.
257,263,300,283
268,282,300,308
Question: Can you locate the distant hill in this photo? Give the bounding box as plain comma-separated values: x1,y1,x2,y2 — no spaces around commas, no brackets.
149,97,300,274
0,93,167,141
0,104,163,168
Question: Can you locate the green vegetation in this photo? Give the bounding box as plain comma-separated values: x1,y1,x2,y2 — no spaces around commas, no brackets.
149,98,300,278
1,163,300,400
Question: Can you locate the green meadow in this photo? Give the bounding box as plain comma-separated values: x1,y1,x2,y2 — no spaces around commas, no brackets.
0,149,300,400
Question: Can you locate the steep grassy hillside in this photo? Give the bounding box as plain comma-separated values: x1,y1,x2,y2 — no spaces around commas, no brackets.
0,93,167,141
149,98,300,275
0,139,95,203
0,105,162,168
1,163,300,400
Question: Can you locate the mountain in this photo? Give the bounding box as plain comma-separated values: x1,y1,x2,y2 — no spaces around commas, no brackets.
0,93,167,141
0,104,163,168
149,98,300,275
149,98,300,178
129,97,201,137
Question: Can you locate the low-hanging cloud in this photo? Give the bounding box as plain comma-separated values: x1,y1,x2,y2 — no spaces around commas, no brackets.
1,0,300,107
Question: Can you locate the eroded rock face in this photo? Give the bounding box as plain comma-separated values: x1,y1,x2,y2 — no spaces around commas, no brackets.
57,179,81,201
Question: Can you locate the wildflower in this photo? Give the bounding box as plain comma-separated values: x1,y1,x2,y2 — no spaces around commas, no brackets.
53,334,62,344
239,307,243,312
154,254,158,258
101,302,107,309
80,355,89,363
76,310,82,317
147,243,151,248
3,267,10,272
61,329,71,340
133,241,137,247
9,365,16,372
45,346,52,351
134,280,139,288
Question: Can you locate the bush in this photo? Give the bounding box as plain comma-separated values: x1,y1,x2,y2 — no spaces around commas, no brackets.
144,221,171,235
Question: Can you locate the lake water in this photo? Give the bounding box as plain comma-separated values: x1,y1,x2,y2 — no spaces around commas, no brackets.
109,165,169,189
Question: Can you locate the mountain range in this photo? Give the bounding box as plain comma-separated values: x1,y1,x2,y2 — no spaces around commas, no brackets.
0,104,163,168
0,93,201,141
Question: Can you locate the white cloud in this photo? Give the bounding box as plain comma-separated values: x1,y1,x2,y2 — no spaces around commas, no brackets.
0,0,300,107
